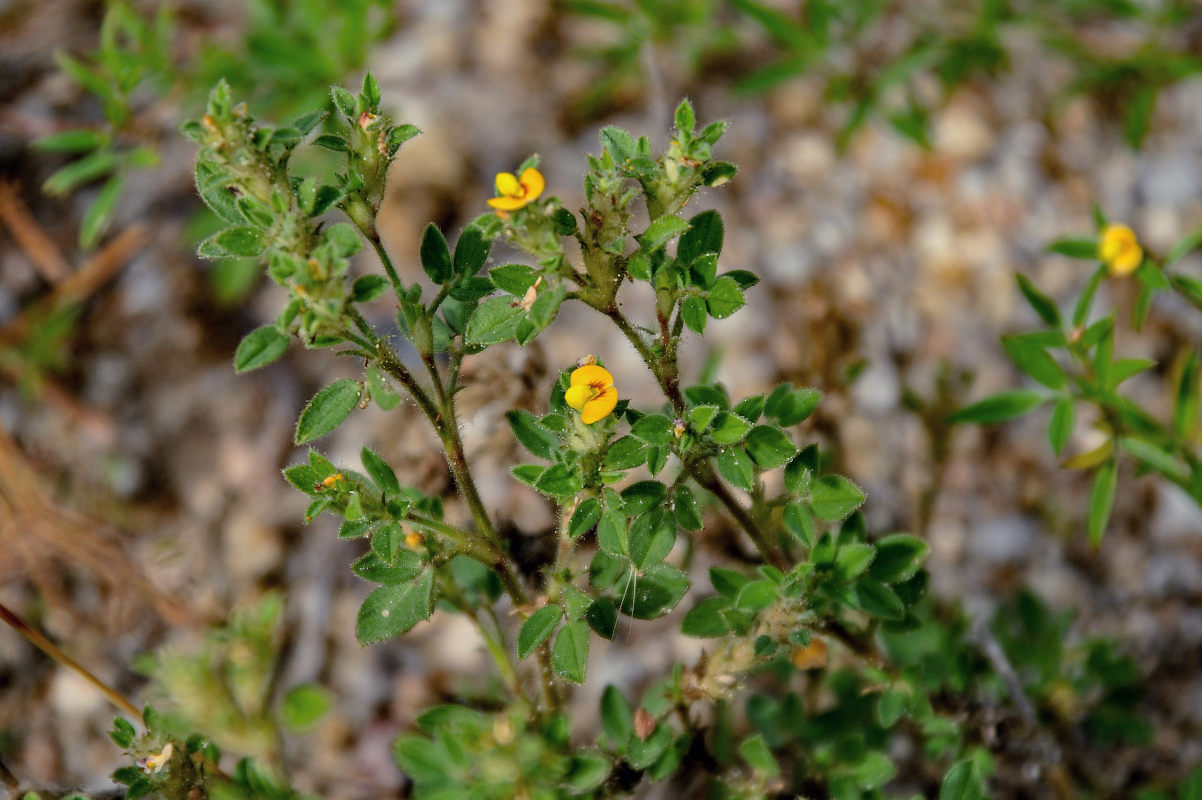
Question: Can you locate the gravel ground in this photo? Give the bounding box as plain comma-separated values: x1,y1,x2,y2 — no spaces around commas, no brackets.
1,1,1201,797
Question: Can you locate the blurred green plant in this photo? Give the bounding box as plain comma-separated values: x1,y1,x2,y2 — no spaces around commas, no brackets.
35,0,393,254
953,210,1202,543
565,0,1202,150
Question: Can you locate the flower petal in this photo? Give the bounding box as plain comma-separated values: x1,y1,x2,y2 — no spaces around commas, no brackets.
488,195,529,211
1111,244,1143,275
570,364,613,390
519,167,545,201
495,172,521,197
582,386,618,424
565,384,593,411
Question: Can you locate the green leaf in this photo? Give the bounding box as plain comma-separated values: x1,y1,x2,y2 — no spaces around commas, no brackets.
564,752,611,792
420,223,453,284
1167,229,1202,266
1175,351,1199,440
631,414,674,444
528,284,567,330
518,605,563,659
845,751,897,790
674,98,695,132
43,150,118,195
947,391,1047,424
710,411,751,444
810,475,866,521
690,253,718,290
281,684,331,731
706,276,745,318
716,447,754,491
681,596,731,637
681,296,707,334
1181,765,1202,800
875,689,906,728
1088,460,1117,546
1120,437,1188,483
603,436,647,470
620,563,689,619
1047,237,1098,259
465,295,523,346
621,481,667,516
330,85,357,117
551,620,590,683
1001,334,1066,390
355,567,434,643
739,734,779,777
628,510,675,570
855,579,906,620
535,464,583,498
489,263,537,294
210,226,263,258
1048,397,1075,456
585,597,617,639
234,326,289,373
835,543,876,581
361,447,401,495
678,209,724,265
34,129,107,153
570,498,602,538
734,579,777,612
939,759,985,800
366,366,400,410
1124,83,1156,149
506,410,559,460
674,484,703,530
361,72,381,108
868,534,928,583
80,173,123,248
109,716,136,748
597,506,628,556
295,380,361,444
352,274,389,303
600,684,633,745
392,734,447,782
745,425,797,469
709,566,751,598
453,227,489,277
1074,264,1108,328
766,384,823,426
639,215,689,252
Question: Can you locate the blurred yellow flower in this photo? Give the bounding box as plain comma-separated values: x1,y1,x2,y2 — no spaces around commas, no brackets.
1098,223,1143,275
564,364,618,424
488,167,545,212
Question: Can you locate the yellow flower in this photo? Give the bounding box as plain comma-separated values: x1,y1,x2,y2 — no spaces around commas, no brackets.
139,742,174,774
488,167,545,212
564,364,618,425
1098,223,1143,275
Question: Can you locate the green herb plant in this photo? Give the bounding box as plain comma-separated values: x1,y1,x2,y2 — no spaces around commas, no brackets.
97,72,1007,800
952,211,1202,543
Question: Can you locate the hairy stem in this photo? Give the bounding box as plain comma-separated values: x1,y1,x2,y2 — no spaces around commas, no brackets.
604,304,786,568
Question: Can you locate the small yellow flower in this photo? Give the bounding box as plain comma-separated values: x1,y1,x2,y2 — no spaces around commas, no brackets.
488,167,545,212
1098,223,1143,275
405,530,424,549
564,364,618,425
138,742,174,774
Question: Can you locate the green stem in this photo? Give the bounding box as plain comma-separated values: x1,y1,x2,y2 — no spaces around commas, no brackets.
366,228,404,297
604,304,786,568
